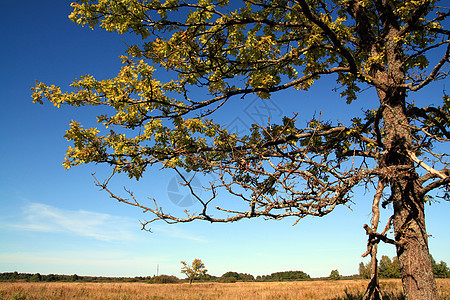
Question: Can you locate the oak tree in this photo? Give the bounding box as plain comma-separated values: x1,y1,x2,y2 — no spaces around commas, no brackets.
32,1,450,299
181,258,207,284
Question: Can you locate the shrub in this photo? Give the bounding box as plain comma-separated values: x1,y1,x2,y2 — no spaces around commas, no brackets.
150,275,180,284
329,270,341,280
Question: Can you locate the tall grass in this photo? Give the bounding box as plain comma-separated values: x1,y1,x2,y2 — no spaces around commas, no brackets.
0,279,449,299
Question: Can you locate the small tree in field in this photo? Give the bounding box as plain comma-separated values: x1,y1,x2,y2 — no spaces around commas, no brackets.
329,269,341,280
181,258,207,284
32,1,450,299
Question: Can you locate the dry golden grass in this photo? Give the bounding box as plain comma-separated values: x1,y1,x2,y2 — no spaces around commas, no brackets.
0,279,449,300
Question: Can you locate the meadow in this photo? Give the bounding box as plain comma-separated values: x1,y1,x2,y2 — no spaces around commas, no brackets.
1,279,449,300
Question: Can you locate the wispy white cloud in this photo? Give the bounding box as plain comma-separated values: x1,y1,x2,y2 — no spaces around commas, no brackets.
4,202,207,243
10,202,137,241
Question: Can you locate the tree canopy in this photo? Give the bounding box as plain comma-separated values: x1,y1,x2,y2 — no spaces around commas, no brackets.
329,269,341,280
359,255,450,279
32,1,450,299
181,258,207,284
32,0,450,224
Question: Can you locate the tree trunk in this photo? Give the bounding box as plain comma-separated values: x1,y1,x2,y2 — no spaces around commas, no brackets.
371,21,440,298
379,88,439,299
391,177,439,299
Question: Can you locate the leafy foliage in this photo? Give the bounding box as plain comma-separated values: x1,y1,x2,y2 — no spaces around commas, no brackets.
256,270,310,281
32,1,450,298
0,272,152,283
432,257,450,278
379,255,401,279
181,258,208,284
220,271,254,282
329,269,341,280
359,256,449,279
31,0,450,227
150,274,182,283
359,262,371,279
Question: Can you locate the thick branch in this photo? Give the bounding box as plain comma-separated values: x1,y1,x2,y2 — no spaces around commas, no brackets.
407,150,449,181
421,173,450,195
296,0,358,74
363,224,406,247
398,1,432,37
362,179,386,258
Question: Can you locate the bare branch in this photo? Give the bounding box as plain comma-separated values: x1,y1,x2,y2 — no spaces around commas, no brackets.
407,43,450,92
362,179,386,258
363,224,406,247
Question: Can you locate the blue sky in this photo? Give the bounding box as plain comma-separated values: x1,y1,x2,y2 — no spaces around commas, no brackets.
0,1,448,279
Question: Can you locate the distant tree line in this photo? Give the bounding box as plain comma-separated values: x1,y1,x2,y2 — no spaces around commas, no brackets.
359,256,450,279
4,256,447,284
0,272,94,282
0,272,182,283
0,270,310,283
218,271,255,282
0,272,165,283
199,270,311,283
256,271,310,282
192,270,310,283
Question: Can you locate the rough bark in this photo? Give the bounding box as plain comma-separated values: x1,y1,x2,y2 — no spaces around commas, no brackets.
379,80,439,300
363,180,386,300
391,177,438,299
373,24,439,299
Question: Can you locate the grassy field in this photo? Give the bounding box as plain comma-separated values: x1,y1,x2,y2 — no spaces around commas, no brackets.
0,279,449,299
